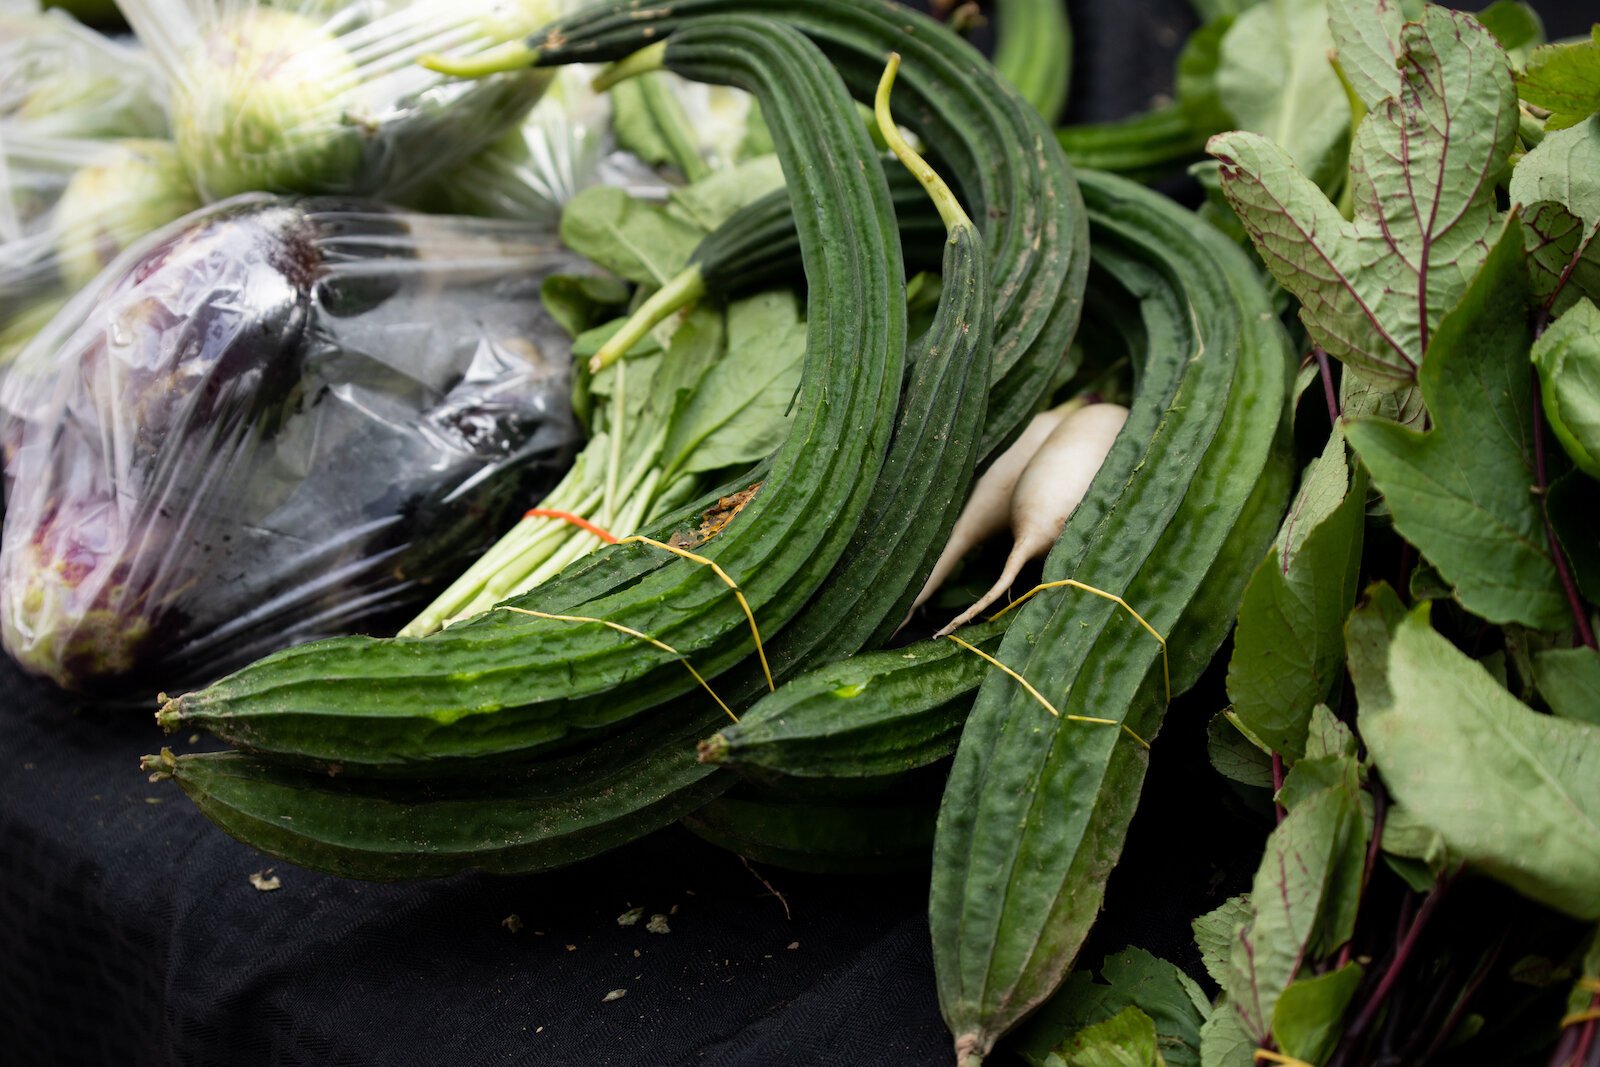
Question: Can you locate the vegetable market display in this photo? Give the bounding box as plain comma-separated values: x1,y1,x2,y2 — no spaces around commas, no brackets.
2,0,1598,1063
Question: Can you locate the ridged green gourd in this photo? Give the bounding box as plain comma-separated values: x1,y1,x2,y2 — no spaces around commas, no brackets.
930,169,1297,1064
159,18,909,772
430,0,1089,460
702,171,1294,794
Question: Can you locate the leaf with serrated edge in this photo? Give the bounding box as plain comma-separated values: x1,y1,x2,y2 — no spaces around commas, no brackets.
1518,28,1600,130
1053,1006,1164,1067
1511,118,1600,313
1012,947,1208,1067
1197,995,1256,1067
1345,219,1568,630
1352,603,1600,919
1226,780,1361,1043
1194,896,1253,988
1305,704,1357,760
1327,0,1405,109
1211,8,1517,383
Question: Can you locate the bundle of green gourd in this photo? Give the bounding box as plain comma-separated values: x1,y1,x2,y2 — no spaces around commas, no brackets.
142,2,1296,1063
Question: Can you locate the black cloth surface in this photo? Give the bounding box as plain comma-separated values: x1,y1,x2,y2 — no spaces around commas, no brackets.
3,2,1593,1065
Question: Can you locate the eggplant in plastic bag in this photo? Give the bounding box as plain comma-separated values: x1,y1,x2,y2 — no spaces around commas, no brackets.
0,195,581,693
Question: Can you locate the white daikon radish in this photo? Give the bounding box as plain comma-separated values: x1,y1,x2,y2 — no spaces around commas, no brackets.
934,401,1128,637
899,397,1088,631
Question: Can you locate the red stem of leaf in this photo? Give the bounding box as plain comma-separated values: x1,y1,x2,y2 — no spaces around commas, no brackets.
1344,869,1458,1049
1337,783,1388,972
1421,928,1506,1063
1271,753,1286,825
1528,365,1597,650
1316,346,1341,424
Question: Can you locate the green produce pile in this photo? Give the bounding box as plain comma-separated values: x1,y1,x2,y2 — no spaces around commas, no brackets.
5,0,1599,1062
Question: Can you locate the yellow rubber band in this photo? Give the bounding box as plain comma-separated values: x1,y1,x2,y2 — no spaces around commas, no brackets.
943,633,1150,750
1578,977,1600,994
498,606,736,723
619,535,774,692
987,578,1172,706
1562,1007,1600,1028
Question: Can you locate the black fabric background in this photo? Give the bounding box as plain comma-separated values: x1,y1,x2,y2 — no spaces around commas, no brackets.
2,2,1592,1064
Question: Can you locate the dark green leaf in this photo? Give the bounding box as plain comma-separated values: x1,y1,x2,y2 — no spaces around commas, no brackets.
1212,8,1518,383
1228,434,1368,758
1345,221,1569,630
1476,1,1545,64
1549,472,1600,604
1177,16,1237,136
1014,948,1209,1067
1208,712,1276,788
1532,647,1600,725
1351,602,1600,919
1518,28,1600,130
1271,962,1364,1065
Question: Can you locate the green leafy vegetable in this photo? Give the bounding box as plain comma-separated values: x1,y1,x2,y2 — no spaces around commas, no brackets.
1345,222,1569,630
1271,962,1364,1065
1210,6,1517,383
1532,298,1600,477
1194,895,1253,987
1518,28,1600,130
1207,712,1275,789
1326,0,1405,110
1509,116,1600,314
1045,1006,1164,1067
1474,1,1544,63
1014,948,1209,1067
558,186,705,285
1215,0,1350,188
1350,601,1600,920
1532,646,1600,725
1225,776,1365,1043
1227,433,1367,759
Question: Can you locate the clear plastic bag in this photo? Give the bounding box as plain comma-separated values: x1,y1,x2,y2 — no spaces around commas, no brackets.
0,131,201,366
120,0,566,200
0,195,584,693
0,4,169,141
401,65,665,227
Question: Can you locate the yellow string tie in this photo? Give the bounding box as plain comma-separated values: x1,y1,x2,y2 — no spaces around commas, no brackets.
943,633,1150,750
988,578,1171,705
1253,1052,1315,1067
498,606,736,723
1578,977,1600,994
619,534,774,692
1562,1007,1600,1028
